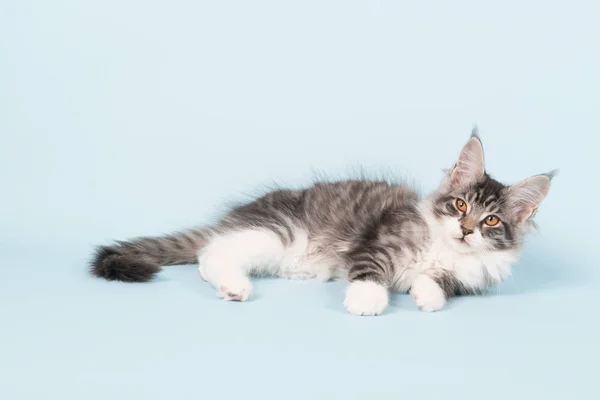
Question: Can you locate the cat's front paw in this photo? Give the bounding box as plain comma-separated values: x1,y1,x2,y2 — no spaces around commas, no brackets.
410,275,446,312
344,281,389,316
216,275,253,302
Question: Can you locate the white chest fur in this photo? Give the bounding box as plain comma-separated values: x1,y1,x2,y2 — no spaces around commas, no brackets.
393,238,517,292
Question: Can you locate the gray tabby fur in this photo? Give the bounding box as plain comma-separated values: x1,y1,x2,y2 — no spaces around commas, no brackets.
91,127,555,314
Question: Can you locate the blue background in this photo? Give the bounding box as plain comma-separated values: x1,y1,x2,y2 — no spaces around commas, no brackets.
2,1,599,399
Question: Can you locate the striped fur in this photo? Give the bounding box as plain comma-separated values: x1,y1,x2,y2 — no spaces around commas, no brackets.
90,128,555,314
91,229,206,282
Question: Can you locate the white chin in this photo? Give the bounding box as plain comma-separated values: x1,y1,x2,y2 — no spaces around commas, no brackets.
449,238,474,253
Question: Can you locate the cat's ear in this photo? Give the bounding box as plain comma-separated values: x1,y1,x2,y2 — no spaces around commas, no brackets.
507,171,557,224
448,128,485,188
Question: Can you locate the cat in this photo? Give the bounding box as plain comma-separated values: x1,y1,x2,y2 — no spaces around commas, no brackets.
91,128,555,316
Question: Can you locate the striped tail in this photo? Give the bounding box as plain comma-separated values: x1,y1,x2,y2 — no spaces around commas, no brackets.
90,229,207,282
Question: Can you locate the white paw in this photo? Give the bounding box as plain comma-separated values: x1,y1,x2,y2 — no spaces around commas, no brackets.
410,275,447,312
344,281,389,316
216,275,253,302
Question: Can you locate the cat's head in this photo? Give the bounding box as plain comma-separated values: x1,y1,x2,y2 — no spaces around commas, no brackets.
428,128,555,254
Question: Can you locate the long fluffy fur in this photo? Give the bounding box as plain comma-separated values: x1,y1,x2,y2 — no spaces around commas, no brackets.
89,129,554,315
90,229,206,282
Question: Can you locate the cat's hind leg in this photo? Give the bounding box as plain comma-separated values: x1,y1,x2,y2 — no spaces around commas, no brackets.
198,228,287,301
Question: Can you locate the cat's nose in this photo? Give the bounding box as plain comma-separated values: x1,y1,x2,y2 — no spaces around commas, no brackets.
461,226,474,236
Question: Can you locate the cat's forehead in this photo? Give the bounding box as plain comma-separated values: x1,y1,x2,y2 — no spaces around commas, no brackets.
456,176,507,209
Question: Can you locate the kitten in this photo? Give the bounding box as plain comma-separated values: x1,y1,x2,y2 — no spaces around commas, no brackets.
91,128,555,315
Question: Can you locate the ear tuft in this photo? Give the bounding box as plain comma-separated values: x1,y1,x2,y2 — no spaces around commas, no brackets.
543,169,560,181
470,125,481,140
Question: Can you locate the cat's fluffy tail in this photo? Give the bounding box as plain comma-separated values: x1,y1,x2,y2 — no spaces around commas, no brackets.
90,229,207,282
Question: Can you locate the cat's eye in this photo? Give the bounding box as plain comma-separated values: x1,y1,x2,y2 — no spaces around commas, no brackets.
455,199,467,212
485,215,500,226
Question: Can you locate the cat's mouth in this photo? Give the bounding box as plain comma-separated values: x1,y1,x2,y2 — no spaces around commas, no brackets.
454,237,471,246
450,236,476,254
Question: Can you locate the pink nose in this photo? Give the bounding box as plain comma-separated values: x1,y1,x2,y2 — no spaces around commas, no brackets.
461,226,474,236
